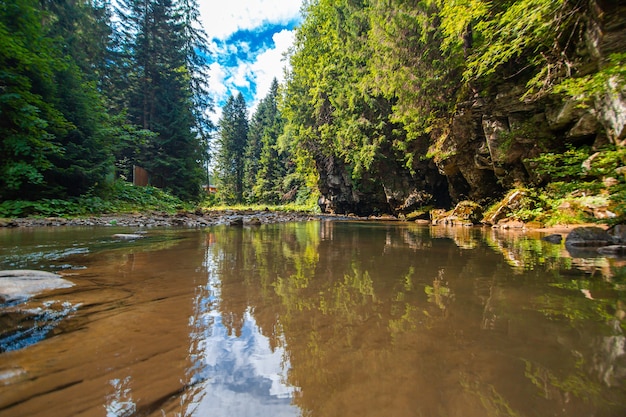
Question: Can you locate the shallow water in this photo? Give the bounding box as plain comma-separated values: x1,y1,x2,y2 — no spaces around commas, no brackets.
0,222,625,417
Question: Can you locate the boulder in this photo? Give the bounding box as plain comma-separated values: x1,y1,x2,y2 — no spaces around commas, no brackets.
608,224,626,243
0,270,74,304
482,189,525,225
564,226,613,247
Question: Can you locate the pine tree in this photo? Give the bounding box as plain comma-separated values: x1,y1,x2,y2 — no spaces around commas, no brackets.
247,79,286,204
216,93,249,204
113,0,209,200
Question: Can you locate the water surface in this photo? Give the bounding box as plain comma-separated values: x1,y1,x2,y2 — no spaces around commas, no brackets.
0,222,624,416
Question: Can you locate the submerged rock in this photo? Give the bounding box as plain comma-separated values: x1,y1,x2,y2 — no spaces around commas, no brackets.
0,270,74,303
542,234,563,244
112,233,144,240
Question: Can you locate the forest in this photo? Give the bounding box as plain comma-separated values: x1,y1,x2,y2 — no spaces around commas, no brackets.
1,0,625,224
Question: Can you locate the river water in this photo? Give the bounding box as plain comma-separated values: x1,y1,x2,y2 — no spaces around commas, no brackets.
0,221,624,417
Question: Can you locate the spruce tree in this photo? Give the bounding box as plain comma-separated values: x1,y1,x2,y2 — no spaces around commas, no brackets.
113,0,209,200
216,93,249,204
248,79,286,204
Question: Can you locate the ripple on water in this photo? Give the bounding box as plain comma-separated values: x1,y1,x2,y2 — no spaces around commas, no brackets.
0,300,81,353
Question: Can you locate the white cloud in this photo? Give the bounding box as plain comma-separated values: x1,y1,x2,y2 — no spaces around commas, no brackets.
207,62,228,98
249,29,295,110
231,63,252,89
199,0,301,40
200,2,301,124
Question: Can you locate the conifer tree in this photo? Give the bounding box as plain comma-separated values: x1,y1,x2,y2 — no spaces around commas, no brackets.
247,79,286,204
113,0,210,200
216,93,249,204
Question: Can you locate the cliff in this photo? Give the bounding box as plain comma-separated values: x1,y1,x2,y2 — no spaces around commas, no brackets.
312,0,625,221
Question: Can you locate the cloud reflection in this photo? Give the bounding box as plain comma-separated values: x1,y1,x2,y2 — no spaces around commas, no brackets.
183,248,299,417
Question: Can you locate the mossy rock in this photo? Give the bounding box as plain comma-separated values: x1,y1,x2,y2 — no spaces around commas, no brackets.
451,201,484,224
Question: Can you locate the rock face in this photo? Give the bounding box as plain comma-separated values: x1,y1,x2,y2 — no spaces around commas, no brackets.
313,1,625,216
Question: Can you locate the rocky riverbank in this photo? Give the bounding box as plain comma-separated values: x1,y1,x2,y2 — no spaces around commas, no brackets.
0,209,335,228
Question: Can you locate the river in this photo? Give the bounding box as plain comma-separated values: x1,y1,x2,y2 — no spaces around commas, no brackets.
0,221,624,417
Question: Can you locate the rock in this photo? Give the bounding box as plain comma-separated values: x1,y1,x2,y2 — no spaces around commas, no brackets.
0,270,74,303
433,201,484,225
546,97,585,129
112,233,144,240
596,76,626,143
567,111,600,138
565,226,613,247
542,234,563,244
482,189,525,225
453,201,483,223
229,217,244,226
247,217,262,226
597,245,626,256
609,224,626,243
498,220,526,229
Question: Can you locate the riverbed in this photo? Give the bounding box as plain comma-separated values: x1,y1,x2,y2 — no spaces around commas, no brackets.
1,221,625,416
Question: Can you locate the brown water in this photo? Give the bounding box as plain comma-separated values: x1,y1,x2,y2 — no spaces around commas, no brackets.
0,221,625,417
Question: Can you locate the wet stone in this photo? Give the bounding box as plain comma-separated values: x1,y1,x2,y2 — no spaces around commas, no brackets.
0,270,74,304
565,226,613,247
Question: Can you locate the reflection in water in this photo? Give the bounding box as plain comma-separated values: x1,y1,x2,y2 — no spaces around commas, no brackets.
0,300,79,352
105,376,136,417
182,233,298,417
0,223,625,417
187,221,625,417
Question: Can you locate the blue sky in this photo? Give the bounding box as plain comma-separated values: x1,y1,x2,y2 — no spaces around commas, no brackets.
198,1,303,122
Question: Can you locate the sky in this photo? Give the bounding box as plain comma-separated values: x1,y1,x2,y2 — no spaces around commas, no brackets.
198,1,303,122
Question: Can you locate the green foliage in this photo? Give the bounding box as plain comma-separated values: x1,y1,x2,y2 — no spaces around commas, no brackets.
554,53,626,109
0,180,186,218
530,146,591,183
216,93,249,204
245,79,292,204
0,0,70,199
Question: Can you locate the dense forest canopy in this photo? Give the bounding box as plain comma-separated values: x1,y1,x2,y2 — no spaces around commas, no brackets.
1,0,625,222
0,0,210,202
281,0,625,219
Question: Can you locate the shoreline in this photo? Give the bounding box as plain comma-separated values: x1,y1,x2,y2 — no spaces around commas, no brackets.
0,210,609,236
0,210,355,228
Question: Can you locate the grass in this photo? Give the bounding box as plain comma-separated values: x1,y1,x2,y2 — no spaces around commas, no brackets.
200,202,320,214
0,181,321,219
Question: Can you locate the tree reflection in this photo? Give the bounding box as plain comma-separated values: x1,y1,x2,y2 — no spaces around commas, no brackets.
184,221,625,417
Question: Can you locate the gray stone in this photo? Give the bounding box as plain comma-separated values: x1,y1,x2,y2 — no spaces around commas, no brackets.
565,226,613,247
567,112,600,138
0,270,74,303
609,224,626,243
229,217,244,226
112,233,144,239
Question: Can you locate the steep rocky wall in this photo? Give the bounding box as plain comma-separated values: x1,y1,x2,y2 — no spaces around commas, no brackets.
432,0,625,207
315,1,625,217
